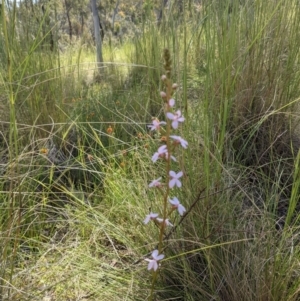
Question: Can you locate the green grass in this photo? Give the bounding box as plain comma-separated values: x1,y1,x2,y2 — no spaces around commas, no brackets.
0,0,300,300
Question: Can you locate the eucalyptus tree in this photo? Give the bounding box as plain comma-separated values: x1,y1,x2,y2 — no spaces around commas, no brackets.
90,0,103,67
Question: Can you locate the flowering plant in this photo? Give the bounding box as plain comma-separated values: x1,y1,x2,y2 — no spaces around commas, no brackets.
144,49,188,300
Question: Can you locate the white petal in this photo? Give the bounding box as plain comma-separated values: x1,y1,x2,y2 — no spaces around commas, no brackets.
155,254,164,261
166,219,173,226
143,216,150,224
152,261,158,271
169,197,179,205
169,170,176,177
147,260,155,270
177,171,183,178
176,180,182,188
172,121,178,129
166,112,175,120
169,179,175,188
149,178,161,187
178,205,186,216
169,98,175,107
158,144,167,151
151,153,159,162
171,155,177,162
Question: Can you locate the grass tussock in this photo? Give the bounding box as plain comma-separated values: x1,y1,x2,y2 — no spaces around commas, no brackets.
0,0,300,300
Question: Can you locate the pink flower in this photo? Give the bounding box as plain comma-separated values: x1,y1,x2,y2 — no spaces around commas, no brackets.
169,197,186,216
169,170,183,188
157,218,173,227
145,249,164,271
152,145,168,162
166,110,185,129
143,212,159,224
170,135,188,148
148,119,166,131
149,177,162,188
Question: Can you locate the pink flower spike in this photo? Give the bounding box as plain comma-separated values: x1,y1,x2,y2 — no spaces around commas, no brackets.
143,212,159,224
169,98,175,107
157,218,173,227
152,145,168,163
169,170,183,188
149,177,162,188
169,197,186,216
170,135,188,149
145,249,164,271
148,119,166,131
166,110,185,129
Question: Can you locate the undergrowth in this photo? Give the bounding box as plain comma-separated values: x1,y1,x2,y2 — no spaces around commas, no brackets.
0,0,300,300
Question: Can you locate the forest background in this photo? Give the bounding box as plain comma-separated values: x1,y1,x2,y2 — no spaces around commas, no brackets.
1,0,300,300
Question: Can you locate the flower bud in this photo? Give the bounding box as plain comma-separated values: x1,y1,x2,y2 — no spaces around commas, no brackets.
161,75,167,81
172,83,178,90
160,91,167,98
107,125,113,135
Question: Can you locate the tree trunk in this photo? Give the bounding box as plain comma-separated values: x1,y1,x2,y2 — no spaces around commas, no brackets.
64,0,72,41
111,0,120,32
90,0,103,68
178,0,183,14
80,11,84,37
157,0,168,27
41,4,54,51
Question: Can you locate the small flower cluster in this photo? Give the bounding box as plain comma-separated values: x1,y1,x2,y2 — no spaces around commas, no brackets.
144,74,188,272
